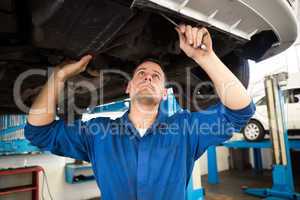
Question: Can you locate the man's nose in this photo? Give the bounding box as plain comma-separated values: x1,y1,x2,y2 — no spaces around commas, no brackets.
144,73,152,82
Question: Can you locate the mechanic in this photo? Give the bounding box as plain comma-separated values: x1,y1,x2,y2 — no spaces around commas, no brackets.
25,24,255,200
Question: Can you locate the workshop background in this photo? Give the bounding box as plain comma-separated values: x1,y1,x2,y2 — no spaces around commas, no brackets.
1,48,300,200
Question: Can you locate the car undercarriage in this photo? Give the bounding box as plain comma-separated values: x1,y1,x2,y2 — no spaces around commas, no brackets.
0,0,280,115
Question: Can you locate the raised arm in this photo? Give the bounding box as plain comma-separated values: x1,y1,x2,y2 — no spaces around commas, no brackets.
25,55,95,161
175,25,255,160
28,55,92,125
175,25,251,110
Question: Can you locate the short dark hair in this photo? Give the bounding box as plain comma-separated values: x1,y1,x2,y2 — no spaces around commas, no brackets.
133,56,165,76
139,57,164,70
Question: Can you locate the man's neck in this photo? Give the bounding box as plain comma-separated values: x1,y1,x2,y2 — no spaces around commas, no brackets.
128,102,159,130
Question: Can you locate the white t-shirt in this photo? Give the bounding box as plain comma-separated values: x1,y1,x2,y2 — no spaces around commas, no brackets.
136,128,147,137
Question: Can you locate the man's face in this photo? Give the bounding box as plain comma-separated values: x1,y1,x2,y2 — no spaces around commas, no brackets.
126,61,167,106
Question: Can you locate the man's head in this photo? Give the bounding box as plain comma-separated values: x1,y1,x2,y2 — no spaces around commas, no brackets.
126,59,167,106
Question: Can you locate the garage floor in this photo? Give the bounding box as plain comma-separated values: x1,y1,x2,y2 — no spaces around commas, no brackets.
202,169,300,200
92,169,300,200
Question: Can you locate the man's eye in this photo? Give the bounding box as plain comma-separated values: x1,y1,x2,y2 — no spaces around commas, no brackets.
139,71,145,76
153,74,160,80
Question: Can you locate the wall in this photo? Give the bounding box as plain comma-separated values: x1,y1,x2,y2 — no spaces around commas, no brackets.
0,147,230,200
0,154,100,200
198,147,230,175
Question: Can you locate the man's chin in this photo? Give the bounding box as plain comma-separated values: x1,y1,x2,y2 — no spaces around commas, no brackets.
133,94,160,106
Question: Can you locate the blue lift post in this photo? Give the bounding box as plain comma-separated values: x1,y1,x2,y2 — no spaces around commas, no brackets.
208,139,300,182
207,73,300,200
253,148,263,174
207,146,219,184
243,73,300,200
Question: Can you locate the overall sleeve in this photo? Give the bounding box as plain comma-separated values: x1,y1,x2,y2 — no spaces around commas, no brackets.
185,100,256,160
24,119,94,161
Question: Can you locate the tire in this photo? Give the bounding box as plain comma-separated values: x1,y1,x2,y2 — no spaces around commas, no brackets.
242,120,266,142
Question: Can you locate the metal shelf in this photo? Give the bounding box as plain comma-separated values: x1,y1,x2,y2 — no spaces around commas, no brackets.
0,166,43,200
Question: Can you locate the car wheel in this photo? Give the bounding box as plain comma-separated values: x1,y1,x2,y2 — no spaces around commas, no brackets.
242,120,265,142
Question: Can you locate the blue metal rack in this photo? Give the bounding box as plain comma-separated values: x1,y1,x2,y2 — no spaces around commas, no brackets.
0,139,40,155
0,116,41,155
222,139,300,149
0,124,25,137
65,163,95,184
207,139,300,199
87,99,130,114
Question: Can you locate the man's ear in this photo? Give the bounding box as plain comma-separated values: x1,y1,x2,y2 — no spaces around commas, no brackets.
162,88,168,100
125,81,131,94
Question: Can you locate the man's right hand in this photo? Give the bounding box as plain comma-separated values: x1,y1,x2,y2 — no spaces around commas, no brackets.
55,55,92,82
27,54,92,125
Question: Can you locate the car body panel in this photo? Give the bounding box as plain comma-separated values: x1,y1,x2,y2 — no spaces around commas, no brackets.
137,0,298,59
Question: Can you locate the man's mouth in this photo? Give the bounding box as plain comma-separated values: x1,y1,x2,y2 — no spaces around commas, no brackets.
139,83,154,91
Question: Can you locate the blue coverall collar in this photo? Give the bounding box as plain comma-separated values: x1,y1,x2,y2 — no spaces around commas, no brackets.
119,101,169,138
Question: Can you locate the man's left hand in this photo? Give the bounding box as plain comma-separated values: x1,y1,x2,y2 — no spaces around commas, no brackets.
175,24,214,62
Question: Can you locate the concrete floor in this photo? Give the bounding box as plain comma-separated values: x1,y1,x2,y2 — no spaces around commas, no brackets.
91,169,300,200
202,169,300,200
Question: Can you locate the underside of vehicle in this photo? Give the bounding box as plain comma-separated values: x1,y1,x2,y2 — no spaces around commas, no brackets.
0,0,291,116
